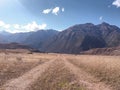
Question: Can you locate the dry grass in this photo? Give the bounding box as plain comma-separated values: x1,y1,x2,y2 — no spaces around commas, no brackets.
68,55,120,90
0,53,51,87
0,52,120,90
29,60,85,90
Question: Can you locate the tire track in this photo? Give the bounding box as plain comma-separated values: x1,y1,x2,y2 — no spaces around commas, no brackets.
1,59,55,90
0,54,114,90
29,58,83,90
62,56,112,90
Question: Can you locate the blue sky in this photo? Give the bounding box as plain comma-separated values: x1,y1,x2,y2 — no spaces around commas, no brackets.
0,0,120,33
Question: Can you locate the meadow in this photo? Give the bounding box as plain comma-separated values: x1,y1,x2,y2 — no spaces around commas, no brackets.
0,51,119,90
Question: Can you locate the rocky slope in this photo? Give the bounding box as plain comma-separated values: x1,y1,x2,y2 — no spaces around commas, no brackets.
42,22,120,54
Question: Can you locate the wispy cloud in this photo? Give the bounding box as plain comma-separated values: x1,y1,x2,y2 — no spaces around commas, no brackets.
42,7,64,15
62,8,65,12
99,16,103,21
112,0,120,8
0,20,11,29
0,21,5,26
22,21,47,32
0,20,47,33
42,9,52,14
52,7,60,15
13,24,20,29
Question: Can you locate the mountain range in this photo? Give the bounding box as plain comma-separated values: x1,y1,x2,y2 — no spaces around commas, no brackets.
0,22,120,54
42,22,120,53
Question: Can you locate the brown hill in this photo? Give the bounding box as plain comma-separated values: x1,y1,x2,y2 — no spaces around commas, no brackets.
81,46,120,56
0,42,31,49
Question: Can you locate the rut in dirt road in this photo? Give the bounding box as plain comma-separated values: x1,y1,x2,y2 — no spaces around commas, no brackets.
1,59,55,90
29,58,84,90
62,56,113,90
0,55,114,90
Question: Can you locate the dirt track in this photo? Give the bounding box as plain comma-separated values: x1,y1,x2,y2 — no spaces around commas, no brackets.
63,56,112,90
1,59,55,90
0,54,113,90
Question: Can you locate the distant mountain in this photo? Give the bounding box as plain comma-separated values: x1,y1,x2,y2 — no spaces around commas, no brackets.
6,32,33,43
0,31,10,43
0,30,58,49
22,29,58,49
0,42,31,49
0,35,6,43
42,22,120,54
0,31,11,36
0,22,120,54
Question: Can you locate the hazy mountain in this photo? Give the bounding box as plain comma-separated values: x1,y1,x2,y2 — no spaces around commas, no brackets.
42,22,120,54
0,31,11,36
22,29,58,49
0,42,31,49
5,32,32,43
0,22,120,54
0,30,58,49
0,31,10,43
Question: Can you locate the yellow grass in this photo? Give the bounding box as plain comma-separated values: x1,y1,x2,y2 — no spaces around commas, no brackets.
68,55,120,90
0,52,52,87
29,59,84,90
0,51,120,90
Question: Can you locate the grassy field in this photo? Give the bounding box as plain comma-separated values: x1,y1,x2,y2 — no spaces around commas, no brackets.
29,59,84,90
0,52,120,90
67,55,120,90
0,52,51,87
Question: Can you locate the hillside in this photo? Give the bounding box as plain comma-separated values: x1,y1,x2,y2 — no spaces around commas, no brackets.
0,30,58,49
42,22,120,54
0,22,120,54
22,29,58,49
81,46,120,56
0,43,31,49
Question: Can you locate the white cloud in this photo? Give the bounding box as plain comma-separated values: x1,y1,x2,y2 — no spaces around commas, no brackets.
4,24,11,29
0,20,47,33
13,24,20,29
0,20,11,29
0,20,5,26
42,7,64,15
99,16,103,21
62,8,65,12
112,0,120,8
52,7,60,15
42,9,52,14
22,21,47,32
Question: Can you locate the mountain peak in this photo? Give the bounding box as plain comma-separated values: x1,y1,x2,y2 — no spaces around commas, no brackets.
85,23,94,26
101,22,110,26
69,23,94,29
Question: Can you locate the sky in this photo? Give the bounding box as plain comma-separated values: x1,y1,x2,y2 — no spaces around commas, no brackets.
0,0,120,33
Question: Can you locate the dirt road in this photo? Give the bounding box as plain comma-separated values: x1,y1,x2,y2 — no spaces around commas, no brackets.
1,55,113,90
1,59,55,90
63,56,112,90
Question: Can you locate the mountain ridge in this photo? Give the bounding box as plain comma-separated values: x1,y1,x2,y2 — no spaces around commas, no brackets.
0,22,120,54
41,22,120,53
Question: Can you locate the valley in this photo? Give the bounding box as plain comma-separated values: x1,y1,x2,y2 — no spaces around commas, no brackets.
0,0,120,90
